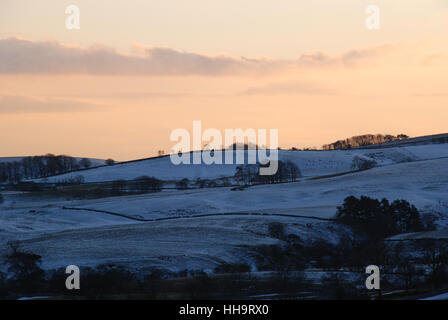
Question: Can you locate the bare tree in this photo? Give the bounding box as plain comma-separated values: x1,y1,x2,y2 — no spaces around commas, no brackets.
79,158,92,169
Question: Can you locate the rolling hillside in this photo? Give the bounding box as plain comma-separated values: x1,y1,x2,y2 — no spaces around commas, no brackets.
1,136,448,273
1,156,447,271
31,143,448,183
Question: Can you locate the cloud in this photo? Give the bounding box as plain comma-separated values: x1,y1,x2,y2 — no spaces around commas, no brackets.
297,45,394,68
240,81,338,96
53,91,190,100
0,38,282,76
0,38,393,76
0,94,103,113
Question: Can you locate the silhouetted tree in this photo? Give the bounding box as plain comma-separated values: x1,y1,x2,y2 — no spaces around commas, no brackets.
236,160,301,185
111,180,127,196
336,196,424,240
235,164,258,185
419,240,448,288
194,178,206,189
79,158,92,169
176,178,190,190
133,176,162,193
4,243,45,296
0,154,86,183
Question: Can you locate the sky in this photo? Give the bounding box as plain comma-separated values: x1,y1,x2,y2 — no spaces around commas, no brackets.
0,0,447,160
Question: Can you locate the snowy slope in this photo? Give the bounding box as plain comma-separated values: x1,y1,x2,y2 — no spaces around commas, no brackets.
1,148,448,272
33,144,448,183
420,292,448,300
4,157,448,234
59,157,448,220
2,157,448,271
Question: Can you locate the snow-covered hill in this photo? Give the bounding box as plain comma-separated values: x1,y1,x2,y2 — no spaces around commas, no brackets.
32,144,448,183
2,140,448,272
2,156,448,271
43,157,448,221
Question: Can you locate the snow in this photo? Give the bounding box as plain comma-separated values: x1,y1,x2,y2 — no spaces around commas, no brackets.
17,296,51,300
1,144,448,272
31,144,448,183
420,292,448,300
387,229,448,241
0,215,286,271
51,157,448,222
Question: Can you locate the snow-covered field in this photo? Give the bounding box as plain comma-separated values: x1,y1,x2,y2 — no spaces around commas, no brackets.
420,292,448,300
32,144,448,183
1,144,448,272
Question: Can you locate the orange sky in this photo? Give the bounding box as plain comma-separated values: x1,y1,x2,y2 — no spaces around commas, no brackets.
0,1,447,160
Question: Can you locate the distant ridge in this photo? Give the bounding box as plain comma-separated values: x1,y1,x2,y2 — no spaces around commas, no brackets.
322,133,448,150
322,134,409,150
358,133,448,149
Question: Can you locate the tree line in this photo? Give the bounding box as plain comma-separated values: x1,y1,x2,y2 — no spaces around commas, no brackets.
322,134,409,150
0,154,94,184
234,160,301,186
335,195,428,240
